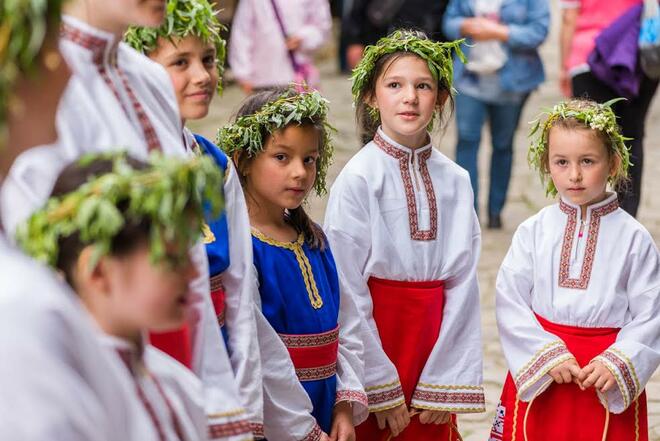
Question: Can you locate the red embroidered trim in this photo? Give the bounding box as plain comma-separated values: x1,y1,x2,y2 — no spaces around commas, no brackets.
336,389,369,407
515,345,570,389
60,23,108,64
208,420,253,438
302,423,323,441
601,351,637,400
116,68,162,152
210,273,224,292
296,362,337,381
374,132,437,241
367,385,405,405
251,423,265,439
279,326,339,348
412,390,485,406
558,199,618,290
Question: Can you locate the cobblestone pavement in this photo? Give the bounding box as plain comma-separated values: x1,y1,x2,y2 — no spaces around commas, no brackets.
191,8,660,439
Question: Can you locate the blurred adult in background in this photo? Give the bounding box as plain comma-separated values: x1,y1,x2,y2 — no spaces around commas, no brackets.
561,0,658,217
229,0,332,93
342,0,449,69
444,0,550,229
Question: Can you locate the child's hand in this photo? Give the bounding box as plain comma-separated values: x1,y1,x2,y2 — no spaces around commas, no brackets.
548,358,581,385
578,361,616,393
415,409,451,425
329,401,355,441
286,36,303,51
374,403,410,438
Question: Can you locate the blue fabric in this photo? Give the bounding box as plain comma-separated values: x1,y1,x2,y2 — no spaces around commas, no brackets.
252,233,339,433
455,92,526,216
443,0,550,95
195,134,231,277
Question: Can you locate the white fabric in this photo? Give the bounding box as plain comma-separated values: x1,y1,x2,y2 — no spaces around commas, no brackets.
324,128,485,413
100,335,207,441
465,0,507,74
496,193,660,413
0,15,247,439
184,128,264,429
0,236,152,441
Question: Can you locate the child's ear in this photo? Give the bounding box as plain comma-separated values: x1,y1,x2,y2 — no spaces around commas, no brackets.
436,89,450,109
609,152,621,178
77,246,111,297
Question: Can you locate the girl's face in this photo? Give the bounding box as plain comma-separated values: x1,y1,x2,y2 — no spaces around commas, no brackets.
149,36,218,123
69,0,166,32
370,55,439,148
548,126,616,210
245,125,319,215
99,241,198,335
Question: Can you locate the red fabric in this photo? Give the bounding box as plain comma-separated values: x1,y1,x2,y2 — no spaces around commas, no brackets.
211,286,226,321
493,315,647,441
285,338,338,370
149,326,193,369
356,277,459,441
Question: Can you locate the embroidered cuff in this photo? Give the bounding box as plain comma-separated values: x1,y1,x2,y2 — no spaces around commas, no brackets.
336,389,369,425
593,348,641,413
251,422,265,439
207,420,253,440
301,423,323,441
515,341,573,400
365,380,405,412
411,383,485,413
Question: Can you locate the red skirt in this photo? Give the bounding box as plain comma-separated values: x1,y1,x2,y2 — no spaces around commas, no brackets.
149,285,226,369
356,277,459,441
491,315,647,441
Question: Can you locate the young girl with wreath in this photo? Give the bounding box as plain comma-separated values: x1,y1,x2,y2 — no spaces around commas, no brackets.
218,86,369,441
490,99,660,441
323,30,486,440
17,152,225,441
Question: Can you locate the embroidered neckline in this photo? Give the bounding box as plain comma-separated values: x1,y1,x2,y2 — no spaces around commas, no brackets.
373,131,437,241
558,196,619,290
252,229,323,309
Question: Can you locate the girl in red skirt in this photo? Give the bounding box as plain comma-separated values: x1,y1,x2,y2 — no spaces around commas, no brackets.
324,30,486,440
491,99,660,441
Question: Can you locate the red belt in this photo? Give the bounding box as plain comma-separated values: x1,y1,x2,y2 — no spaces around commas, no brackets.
279,326,339,381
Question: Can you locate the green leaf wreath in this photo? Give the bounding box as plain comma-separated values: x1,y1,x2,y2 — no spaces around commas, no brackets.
16,152,224,268
124,0,226,93
528,98,631,196
216,87,336,196
350,29,466,104
1,0,65,144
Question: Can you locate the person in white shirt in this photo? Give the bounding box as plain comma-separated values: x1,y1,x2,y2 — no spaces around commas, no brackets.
0,1,249,437
324,30,485,440
0,3,150,440
17,152,227,441
490,99,660,441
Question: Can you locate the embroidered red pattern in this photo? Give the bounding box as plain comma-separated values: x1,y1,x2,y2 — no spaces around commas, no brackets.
412,390,485,406
374,132,437,241
367,384,405,405
336,389,369,407
558,199,618,290
302,423,323,441
296,362,337,381
515,345,570,389
61,22,162,152
601,350,637,401
208,420,252,438
251,423,265,439
279,326,339,348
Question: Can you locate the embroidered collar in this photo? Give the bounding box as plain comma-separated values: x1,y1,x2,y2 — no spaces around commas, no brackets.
102,334,146,376
374,127,432,157
559,192,619,219
61,15,119,66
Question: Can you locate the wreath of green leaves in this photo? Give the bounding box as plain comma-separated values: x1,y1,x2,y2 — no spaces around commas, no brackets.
351,30,466,104
124,0,226,93
16,152,224,269
528,98,631,196
216,88,335,196
1,0,65,143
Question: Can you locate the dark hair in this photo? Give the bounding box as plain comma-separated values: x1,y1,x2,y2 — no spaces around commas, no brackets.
354,30,455,145
51,156,151,287
232,87,326,250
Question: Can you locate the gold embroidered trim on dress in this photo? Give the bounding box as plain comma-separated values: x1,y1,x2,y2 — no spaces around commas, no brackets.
252,229,323,309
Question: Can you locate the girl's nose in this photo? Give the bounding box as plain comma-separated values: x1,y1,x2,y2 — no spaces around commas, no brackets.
192,61,211,85
402,85,418,103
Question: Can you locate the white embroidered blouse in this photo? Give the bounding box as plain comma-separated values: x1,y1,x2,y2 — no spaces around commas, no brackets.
496,193,660,413
324,128,485,413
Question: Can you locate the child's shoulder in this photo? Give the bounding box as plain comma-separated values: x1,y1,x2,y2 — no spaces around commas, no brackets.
429,146,471,181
